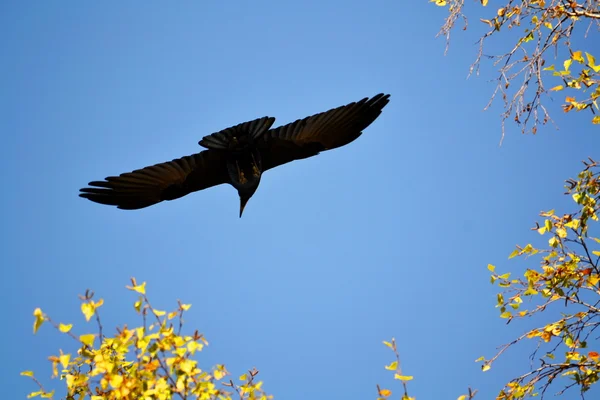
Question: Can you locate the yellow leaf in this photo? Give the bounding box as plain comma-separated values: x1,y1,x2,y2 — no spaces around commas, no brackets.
544,21,553,29
20,371,34,377
214,369,226,380
168,311,178,320
239,374,248,381
80,334,95,347
180,303,192,311
109,374,123,388
394,374,414,381
153,309,166,317
385,361,398,370
126,281,146,295
59,353,70,368
550,85,564,92
81,303,95,322
480,18,493,27
187,341,203,354
593,116,600,125
556,228,567,238
59,323,73,333
572,51,584,63
33,308,44,334
433,0,447,6
500,311,511,319
383,340,394,349
524,287,538,296
379,389,392,397
27,391,43,398
481,0,488,6
564,59,573,71
585,52,600,72
458,396,467,400
482,364,491,372
592,251,600,257
487,264,495,272
134,298,142,313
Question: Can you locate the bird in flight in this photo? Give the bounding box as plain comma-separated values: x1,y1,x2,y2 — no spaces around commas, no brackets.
79,93,391,217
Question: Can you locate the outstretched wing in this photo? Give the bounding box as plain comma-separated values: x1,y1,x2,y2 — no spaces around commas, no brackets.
199,117,276,150
79,150,229,210
258,93,390,171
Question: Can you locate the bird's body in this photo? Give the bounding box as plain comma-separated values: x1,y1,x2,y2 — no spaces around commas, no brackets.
79,93,391,216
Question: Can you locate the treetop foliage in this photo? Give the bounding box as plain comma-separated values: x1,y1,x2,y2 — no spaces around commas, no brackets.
432,0,600,140
23,278,272,400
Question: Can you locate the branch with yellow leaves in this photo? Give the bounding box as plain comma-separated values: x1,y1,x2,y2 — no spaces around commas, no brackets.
432,0,600,140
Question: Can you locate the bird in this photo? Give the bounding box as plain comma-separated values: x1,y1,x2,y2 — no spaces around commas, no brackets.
79,93,391,217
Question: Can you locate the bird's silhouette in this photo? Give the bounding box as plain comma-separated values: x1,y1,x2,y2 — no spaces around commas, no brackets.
79,93,391,217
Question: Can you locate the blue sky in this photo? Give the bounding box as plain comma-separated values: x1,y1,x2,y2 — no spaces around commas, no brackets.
2,1,599,399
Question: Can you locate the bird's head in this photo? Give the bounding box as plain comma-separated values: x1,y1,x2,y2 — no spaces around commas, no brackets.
238,187,257,218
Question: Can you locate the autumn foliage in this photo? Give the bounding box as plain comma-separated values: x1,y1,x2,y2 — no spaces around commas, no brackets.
433,0,600,139
22,279,271,400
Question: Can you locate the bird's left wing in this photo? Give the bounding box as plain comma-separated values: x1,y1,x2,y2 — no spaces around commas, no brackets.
79,150,229,210
257,93,390,171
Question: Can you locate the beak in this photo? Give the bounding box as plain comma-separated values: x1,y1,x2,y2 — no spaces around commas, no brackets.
239,196,250,218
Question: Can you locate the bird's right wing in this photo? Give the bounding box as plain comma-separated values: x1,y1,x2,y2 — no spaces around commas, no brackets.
258,93,390,171
79,150,229,210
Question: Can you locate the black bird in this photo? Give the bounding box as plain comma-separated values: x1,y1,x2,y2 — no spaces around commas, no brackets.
79,93,390,217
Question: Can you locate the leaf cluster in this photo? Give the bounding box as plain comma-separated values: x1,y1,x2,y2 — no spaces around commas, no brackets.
22,278,272,400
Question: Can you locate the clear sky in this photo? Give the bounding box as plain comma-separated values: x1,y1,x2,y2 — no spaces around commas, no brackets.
2,1,599,399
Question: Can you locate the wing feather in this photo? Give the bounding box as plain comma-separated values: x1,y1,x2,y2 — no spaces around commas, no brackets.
79,150,229,210
259,93,390,171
